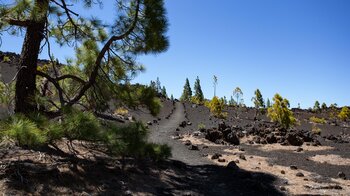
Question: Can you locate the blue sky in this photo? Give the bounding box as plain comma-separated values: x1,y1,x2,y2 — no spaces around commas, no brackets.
1,0,350,108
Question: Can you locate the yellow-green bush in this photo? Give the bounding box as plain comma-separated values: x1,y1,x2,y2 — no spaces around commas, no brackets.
208,96,227,119
267,94,296,129
311,124,321,135
338,107,350,121
309,116,326,124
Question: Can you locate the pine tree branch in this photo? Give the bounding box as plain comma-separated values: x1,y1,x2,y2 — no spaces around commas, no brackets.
67,0,141,106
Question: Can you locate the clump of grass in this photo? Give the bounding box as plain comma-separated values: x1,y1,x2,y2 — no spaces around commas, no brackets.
114,107,129,116
1,114,47,147
312,124,321,135
309,116,326,124
197,123,206,130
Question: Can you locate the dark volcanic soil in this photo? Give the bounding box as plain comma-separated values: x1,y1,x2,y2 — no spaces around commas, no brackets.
174,102,350,195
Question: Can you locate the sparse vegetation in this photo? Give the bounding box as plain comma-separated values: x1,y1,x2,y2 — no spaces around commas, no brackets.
267,94,296,129
310,116,326,124
115,107,129,116
311,124,321,135
197,123,206,130
1,55,11,63
338,107,350,121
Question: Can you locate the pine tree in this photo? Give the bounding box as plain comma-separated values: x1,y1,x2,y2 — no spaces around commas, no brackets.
321,102,327,110
150,80,157,92
0,0,169,114
313,101,321,112
266,98,271,108
180,78,192,101
193,76,204,104
161,86,167,97
251,89,265,119
252,89,265,109
267,94,296,129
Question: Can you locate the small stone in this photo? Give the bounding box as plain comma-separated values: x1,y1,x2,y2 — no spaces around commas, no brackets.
239,154,246,161
184,140,192,146
211,153,222,160
296,147,303,152
124,190,133,196
338,172,346,179
296,172,304,177
290,165,298,170
280,186,286,191
202,145,209,149
202,154,208,157
187,121,192,125
175,128,180,131
188,145,199,150
234,159,240,164
281,170,286,174
147,121,152,125
218,158,226,162
238,147,245,151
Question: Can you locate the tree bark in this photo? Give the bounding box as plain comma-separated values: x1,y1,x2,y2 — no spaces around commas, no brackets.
14,0,49,114
14,23,47,114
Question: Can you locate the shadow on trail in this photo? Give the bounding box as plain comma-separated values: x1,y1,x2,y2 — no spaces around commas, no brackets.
1,149,284,195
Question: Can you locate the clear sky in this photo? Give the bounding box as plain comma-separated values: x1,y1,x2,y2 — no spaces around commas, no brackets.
1,0,350,108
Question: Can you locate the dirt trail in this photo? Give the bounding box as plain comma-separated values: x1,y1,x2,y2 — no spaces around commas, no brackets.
148,102,211,165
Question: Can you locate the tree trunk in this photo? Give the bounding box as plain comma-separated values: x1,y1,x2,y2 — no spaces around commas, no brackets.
14,22,46,114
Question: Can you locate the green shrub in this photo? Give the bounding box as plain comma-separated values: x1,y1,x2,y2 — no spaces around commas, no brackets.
143,143,172,162
309,116,326,124
3,115,47,147
208,96,227,119
338,107,350,121
267,94,296,129
197,123,206,130
61,108,101,141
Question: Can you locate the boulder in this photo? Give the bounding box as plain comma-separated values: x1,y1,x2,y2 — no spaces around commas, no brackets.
179,121,187,128
218,121,227,131
205,129,223,142
338,172,346,179
222,128,232,137
266,133,277,144
226,132,240,145
226,161,240,170
286,133,304,146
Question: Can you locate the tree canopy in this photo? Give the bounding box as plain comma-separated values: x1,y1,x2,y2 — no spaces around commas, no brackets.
0,0,169,116
192,76,204,104
180,78,192,101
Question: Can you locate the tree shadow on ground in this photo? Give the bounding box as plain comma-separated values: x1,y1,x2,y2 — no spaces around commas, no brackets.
1,146,285,196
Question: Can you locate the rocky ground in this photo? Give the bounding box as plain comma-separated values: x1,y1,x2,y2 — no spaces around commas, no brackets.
169,102,350,195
